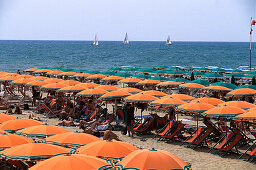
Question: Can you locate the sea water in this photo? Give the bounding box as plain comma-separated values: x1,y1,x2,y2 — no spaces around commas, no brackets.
0,40,254,72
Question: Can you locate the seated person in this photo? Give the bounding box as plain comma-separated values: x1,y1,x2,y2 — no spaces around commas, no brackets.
57,117,79,126
3,107,13,114
103,126,121,141
28,112,41,121
14,106,22,114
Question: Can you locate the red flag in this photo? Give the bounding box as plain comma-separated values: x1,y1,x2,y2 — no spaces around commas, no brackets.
251,19,256,25
250,28,253,35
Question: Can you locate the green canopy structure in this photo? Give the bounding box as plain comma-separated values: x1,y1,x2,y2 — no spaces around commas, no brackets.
225,73,245,78
85,70,100,74
148,76,169,81
227,70,245,74
195,67,210,71
166,70,187,75
188,71,205,76
99,71,116,75
246,71,256,75
169,78,189,82
138,68,156,73
202,73,223,78
153,66,168,69
168,66,180,70
211,82,237,89
114,72,133,78
190,80,210,85
151,69,168,74
133,74,151,79
211,68,226,72
236,85,256,90
109,67,123,72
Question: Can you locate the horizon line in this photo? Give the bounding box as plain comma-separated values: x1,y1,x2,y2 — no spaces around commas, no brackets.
0,39,254,43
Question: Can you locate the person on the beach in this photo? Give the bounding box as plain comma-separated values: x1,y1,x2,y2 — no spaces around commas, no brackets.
16,70,21,75
14,106,22,114
125,103,135,137
103,125,121,141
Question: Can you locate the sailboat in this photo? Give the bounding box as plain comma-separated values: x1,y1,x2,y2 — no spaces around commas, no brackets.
166,35,172,45
91,35,98,46
123,33,129,44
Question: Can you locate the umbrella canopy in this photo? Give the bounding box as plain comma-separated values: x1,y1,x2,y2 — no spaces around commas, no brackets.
157,81,181,86
247,107,256,112
211,68,226,72
151,69,168,74
204,85,232,92
60,72,77,76
138,68,156,73
0,76,19,82
99,71,116,75
202,73,223,78
218,101,256,109
189,72,205,76
162,94,195,101
148,76,169,81
227,88,256,96
246,71,256,75
153,66,168,69
0,134,33,150
116,149,191,170
0,114,16,124
100,90,131,100
118,88,142,94
77,141,139,159
114,72,133,78
179,83,205,89
203,106,245,117
30,76,48,81
140,90,167,97
191,97,224,106
225,73,245,78
77,89,108,97
0,143,70,161
132,74,150,79
29,154,110,170
210,82,237,90
85,71,100,74
195,67,210,71
227,70,244,74
236,85,256,90
16,125,70,138
169,78,189,82
41,83,68,90
34,69,50,73
73,73,91,77
23,68,39,72
11,78,34,85
87,74,107,79
243,75,256,79
151,98,186,106
60,80,80,86
0,119,43,132
168,66,181,70
233,111,256,121
109,67,123,71
95,85,120,91
26,81,48,87
166,70,187,75
190,80,210,86
120,77,142,83
125,93,158,103
121,67,140,72
75,83,99,89
137,79,161,85
177,101,215,113
102,76,124,81
17,75,34,79
57,86,86,93
44,78,63,84
47,70,64,75
46,132,102,147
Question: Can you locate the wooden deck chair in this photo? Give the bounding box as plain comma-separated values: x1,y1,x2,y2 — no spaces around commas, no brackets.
182,128,205,145
188,128,213,149
238,132,256,161
208,133,234,153
134,118,154,134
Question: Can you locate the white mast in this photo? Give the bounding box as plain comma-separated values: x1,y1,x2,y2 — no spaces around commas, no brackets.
166,35,172,45
123,33,129,44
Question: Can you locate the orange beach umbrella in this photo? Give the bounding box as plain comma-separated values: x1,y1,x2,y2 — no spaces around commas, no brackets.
119,87,142,94
140,90,167,97
247,107,256,112
46,132,102,147
17,75,34,79
26,81,48,87
95,85,120,91
60,80,80,86
116,149,191,170
0,134,33,150
77,141,139,159
157,81,181,86
11,78,34,85
120,77,142,83
0,143,70,161
75,83,99,89
177,101,214,113
179,83,205,89
203,106,245,117
218,101,256,109
60,72,77,76
74,73,91,77
87,74,107,79
0,119,43,132
16,125,70,137
29,154,110,170
102,76,124,81
30,76,48,81
204,85,232,91
0,114,16,123
137,79,161,85
151,98,186,106
233,111,256,121
44,78,63,84
57,86,86,93
77,89,108,97
227,88,256,96
23,68,39,72
41,83,68,90
100,90,131,100
125,93,158,103
191,97,224,106
47,70,64,75
162,94,195,101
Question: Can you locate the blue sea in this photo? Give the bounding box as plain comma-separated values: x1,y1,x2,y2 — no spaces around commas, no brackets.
0,40,255,72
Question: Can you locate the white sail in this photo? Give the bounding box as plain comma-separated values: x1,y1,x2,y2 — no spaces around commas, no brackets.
92,35,98,46
123,33,129,44
166,35,172,45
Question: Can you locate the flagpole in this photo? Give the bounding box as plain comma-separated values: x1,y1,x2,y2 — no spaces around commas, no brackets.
250,17,252,71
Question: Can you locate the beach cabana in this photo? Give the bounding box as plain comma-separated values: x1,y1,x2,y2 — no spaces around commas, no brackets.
116,149,191,170
77,141,138,160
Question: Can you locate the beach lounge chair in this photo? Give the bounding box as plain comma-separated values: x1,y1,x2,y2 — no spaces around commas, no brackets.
153,121,176,139
187,127,213,149
238,132,256,161
208,133,234,153
134,117,154,134
160,123,185,141
182,127,205,145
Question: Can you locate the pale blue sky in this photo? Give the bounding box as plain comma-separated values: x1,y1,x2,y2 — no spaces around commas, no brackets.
0,0,255,41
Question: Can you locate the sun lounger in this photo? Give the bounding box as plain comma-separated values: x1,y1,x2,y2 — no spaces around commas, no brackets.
160,123,185,141
208,133,234,153
182,128,205,145
153,121,176,139
238,132,256,161
188,128,213,149
134,118,154,134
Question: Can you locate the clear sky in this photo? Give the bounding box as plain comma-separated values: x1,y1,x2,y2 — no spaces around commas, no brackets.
0,0,255,42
